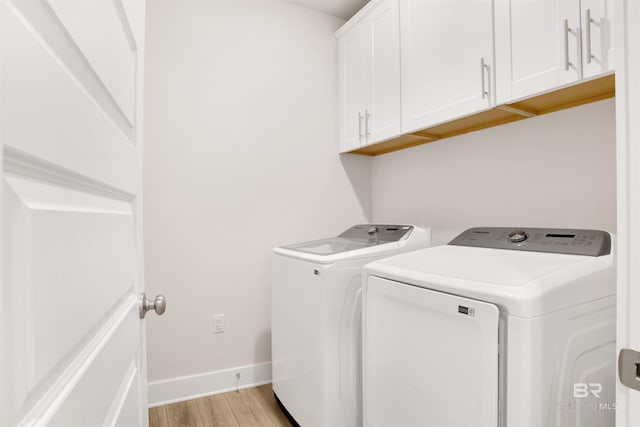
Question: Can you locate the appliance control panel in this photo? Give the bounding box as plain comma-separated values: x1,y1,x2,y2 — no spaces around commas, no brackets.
339,224,413,243
449,227,611,256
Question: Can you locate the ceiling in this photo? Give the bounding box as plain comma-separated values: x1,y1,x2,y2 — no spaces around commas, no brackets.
284,0,370,20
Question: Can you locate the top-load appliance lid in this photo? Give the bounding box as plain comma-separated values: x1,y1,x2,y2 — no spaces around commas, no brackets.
364,227,614,318
274,224,421,264
286,224,413,255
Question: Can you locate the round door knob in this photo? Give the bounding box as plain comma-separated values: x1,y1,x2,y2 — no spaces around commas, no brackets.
508,230,528,243
139,292,166,319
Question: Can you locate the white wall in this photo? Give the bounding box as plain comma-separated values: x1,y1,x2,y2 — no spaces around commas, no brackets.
143,0,370,402
371,99,616,245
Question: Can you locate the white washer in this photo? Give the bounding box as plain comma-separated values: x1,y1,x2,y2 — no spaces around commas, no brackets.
271,224,431,427
362,227,615,427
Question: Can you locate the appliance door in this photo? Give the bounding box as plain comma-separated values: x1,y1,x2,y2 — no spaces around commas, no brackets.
363,276,499,427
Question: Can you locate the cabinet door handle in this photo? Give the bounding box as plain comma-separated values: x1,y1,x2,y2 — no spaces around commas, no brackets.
481,58,489,99
564,19,573,71
365,110,371,140
358,112,363,142
585,9,593,64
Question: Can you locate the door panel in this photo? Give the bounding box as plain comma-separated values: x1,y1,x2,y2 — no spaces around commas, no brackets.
511,2,560,84
47,0,136,123
0,0,147,425
3,174,135,399
113,366,143,427
48,305,139,427
2,0,136,192
496,0,562,104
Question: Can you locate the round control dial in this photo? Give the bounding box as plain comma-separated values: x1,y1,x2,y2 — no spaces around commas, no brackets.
508,230,528,243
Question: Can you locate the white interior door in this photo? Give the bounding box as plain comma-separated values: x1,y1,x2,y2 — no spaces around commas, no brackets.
363,276,499,427
616,1,640,425
0,0,149,425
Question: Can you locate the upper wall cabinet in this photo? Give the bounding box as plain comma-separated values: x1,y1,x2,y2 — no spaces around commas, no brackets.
400,0,495,134
495,0,614,104
337,0,401,153
337,0,615,156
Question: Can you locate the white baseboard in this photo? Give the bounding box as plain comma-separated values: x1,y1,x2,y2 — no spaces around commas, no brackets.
148,362,272,407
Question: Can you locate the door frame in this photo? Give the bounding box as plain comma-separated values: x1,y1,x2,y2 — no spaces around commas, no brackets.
616,0,640,425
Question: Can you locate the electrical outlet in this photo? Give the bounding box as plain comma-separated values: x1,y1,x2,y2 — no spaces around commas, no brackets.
214,314,225,334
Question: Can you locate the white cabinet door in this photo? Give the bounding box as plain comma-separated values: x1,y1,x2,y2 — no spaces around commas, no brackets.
0,0,149,425
581,0,615,79
366,0,401,144
338,0,400,152
338,23,368,152
400,0,494,134
363,276,499,427
495,0,612,104
495,0,581,103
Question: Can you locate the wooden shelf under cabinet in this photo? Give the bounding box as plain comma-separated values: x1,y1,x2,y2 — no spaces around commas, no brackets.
348,74,615,156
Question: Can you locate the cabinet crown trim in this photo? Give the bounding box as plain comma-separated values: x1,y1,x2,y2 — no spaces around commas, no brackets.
335,0,387,38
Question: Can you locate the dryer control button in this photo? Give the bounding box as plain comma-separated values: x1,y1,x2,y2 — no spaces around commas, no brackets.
508,230,528,243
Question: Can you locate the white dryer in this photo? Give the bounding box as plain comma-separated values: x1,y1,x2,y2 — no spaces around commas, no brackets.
362,227,615,427
271,224,431,427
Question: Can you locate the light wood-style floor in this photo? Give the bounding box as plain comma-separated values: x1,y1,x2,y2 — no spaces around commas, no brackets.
149,384,292,427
